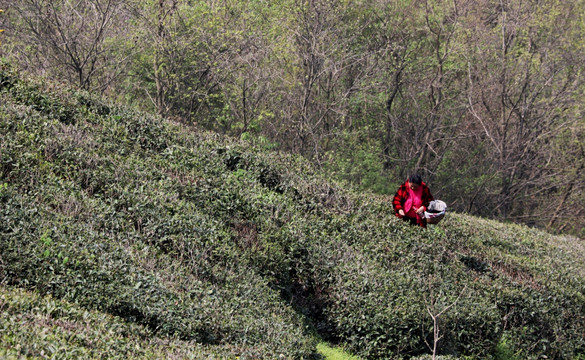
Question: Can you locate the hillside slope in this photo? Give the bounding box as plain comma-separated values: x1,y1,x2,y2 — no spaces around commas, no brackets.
1,64,584,359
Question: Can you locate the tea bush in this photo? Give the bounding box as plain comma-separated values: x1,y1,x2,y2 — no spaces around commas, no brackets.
1,65,584,359
0,285,244,359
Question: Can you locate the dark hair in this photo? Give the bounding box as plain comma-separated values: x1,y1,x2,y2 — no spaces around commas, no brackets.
408,174,422,185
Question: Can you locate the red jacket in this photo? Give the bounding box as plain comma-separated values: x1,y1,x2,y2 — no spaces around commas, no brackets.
392,180,434,217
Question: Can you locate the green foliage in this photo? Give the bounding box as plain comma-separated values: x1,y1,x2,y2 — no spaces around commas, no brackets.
1,66,585,359
494,333,521,360
3,0,585,234
0,285,241,359
317,342,362,360
0,69,316,359
323,131,395,195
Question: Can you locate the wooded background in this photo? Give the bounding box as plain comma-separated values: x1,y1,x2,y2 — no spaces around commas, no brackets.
1,0,583,236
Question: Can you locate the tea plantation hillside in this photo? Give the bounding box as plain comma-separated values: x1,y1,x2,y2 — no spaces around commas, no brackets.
1,64,584,359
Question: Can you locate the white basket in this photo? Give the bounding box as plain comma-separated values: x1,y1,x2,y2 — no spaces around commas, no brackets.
425,200,447,224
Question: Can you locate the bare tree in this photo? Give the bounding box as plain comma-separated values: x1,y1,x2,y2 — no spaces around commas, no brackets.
460,0,584,223
424,281,467,359
269,0,374,161
372,0,469,181
3,0,130,91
